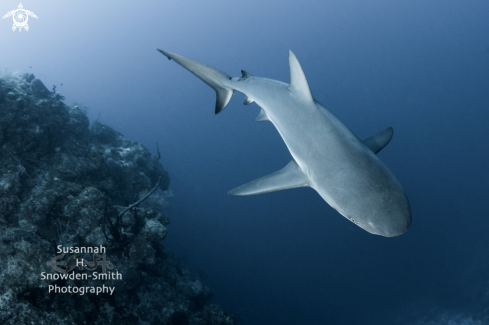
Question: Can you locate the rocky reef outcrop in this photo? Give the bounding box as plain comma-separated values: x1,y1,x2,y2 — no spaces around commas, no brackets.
0,73,236,324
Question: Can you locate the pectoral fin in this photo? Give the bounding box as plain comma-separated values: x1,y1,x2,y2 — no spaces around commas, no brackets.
229,160,309,196
362,127,394,154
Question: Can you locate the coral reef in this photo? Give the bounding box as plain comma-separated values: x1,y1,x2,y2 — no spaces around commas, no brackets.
0,73,236,324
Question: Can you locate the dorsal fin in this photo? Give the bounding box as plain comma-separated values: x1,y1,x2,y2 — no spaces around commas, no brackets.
288,51,313,102
362,127,394,154
241,70,253,79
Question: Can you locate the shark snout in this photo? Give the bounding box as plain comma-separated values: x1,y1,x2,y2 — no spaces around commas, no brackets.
368,205,412,237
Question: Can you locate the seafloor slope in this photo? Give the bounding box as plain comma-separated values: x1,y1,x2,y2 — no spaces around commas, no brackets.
0,73,236,325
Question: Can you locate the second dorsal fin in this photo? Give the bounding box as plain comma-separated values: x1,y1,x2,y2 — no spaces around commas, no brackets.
288,51,313,102
240,70,253,79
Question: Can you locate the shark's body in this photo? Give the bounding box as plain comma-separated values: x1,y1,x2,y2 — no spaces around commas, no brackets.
159,49,411,237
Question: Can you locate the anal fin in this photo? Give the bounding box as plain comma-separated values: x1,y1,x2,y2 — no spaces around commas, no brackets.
244,96,254,105
229,160,309,196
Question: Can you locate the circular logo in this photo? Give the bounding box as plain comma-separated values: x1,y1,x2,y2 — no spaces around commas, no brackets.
13,9,28,28
3,3,38,32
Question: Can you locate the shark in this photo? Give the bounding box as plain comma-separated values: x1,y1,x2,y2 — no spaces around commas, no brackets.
158,49,411,237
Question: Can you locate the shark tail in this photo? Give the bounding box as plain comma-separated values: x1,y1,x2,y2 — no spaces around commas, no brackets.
158,50,234,114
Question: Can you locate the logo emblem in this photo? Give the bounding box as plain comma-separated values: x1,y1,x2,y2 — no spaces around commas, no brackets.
3,3,38,32
46,252,114,274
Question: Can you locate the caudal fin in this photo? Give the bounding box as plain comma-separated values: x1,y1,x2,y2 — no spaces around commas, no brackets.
158,49,234,114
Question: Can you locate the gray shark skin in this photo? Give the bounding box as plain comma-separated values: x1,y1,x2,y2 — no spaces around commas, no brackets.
158,49,411,237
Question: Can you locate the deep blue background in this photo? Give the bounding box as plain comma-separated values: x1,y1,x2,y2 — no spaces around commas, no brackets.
2,0,489,324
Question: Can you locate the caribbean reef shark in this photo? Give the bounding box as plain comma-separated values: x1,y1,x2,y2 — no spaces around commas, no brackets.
158,49,411,237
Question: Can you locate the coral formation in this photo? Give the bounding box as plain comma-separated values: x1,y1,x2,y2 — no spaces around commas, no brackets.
0,73,236,324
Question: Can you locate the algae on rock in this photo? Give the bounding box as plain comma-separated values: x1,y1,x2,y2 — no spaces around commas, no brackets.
0,73,236,325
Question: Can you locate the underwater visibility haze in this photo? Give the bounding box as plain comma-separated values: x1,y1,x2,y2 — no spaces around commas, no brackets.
2,0,489,324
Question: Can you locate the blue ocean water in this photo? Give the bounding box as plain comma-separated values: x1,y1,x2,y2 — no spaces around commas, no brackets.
2,0,489,324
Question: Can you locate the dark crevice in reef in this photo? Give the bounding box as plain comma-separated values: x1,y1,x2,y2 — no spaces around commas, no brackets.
0,73,237,324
